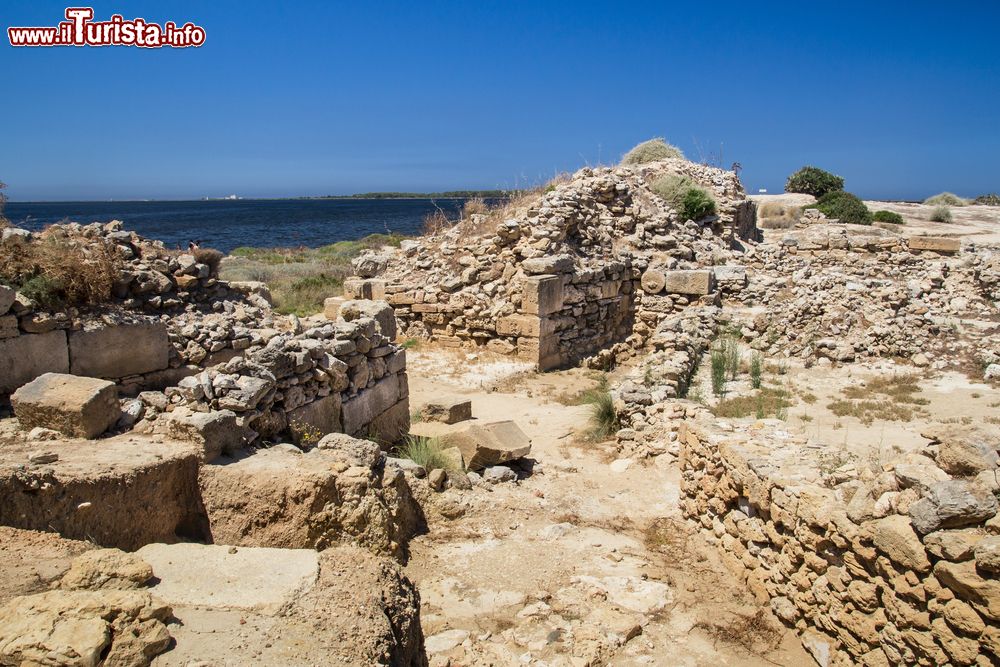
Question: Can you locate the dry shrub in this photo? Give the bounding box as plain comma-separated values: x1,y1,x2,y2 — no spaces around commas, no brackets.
422,209,452,235
0,233,121,308
192,247,224,277
621,137,685,165
462,197,489,217
695,609,783,655
543,172,572,192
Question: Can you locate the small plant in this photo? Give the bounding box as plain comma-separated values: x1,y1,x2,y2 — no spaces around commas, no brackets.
650,174,717,221
401,338,421,350
750,354,763,389
806,191,872,225
930,205,953,223
462,197,489,218
0,180,8,228
192,247,224,277
396,435,455,472
785,166,844,198
621,137,684,165
582,377,620,440
871,210,904,225
714,386,792,419
422,209,452,235
289,419,323,448
924,192,967,207
757,202,802,229
710,348,728,397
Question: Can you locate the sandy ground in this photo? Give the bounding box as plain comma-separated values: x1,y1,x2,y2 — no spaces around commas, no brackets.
751,194,1000,243
405,349,813,666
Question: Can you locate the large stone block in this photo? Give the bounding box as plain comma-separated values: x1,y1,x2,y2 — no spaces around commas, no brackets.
340,300,397,340
341,374,401,436
663,270,715,296
0,285,15,315
343,278,386,300
908,236,961,253
521,255,573,275
496,314,554,338
442,420,532,471
521,275,564,316
419,399,472,424
68,323,169,379
166,408,251,461
323,296,347,320
369,399,411,443
12,373,120,439
516,334,561,371
0,330,69,394
288,394,343,446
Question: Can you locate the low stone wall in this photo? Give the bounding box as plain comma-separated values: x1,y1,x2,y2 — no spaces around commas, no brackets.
678,421,1000,666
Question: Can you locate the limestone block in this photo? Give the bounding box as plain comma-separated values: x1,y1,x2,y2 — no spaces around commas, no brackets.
516,334,561,371
68,323,169,379
341,374,401,436
443,420,532,471
663,270,715,295
640,270,665,294
0,285,15,315
420,399,472,424
288,394,343,446
12,373,120,439
0,330,69,394
343,278,386,300
323,296,347,320
521,275,564,316
340,300,397,340
521,255,573,275
496,314,554,338
369,398,411,443
167,408,252,461
908,236,961,253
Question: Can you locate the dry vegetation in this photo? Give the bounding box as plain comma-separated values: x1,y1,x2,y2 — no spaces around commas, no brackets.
826,373,930,425
757,201,802,229
220,233,406,315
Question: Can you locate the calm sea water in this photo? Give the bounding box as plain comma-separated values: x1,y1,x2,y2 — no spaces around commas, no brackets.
3,198,470,253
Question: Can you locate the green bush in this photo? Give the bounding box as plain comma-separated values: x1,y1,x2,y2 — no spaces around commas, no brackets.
785,166,845,198
974,193,1000,206
871,210,904,225
621,138,684,165
750,354,763,389
807,191,872,225
651,174,717,221
924,192,967,207
930,206,952,223
710,348,728,397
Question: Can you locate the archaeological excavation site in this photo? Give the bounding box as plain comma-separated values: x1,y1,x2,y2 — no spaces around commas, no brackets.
2,146,1000,667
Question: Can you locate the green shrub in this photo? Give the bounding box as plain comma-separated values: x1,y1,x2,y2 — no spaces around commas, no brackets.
583,385,620,440
974,193,1000,206
621,138,684,165
785,166,844,198
930,205,952,223
651,174,717,221
396,436,456,472
710,348,728,397
871,210,904,225
17,275,63,309
750,354,763,389
807,191,872,225
924,192,967,207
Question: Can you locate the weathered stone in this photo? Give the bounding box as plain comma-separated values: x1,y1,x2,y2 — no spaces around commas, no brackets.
908,236,961,253
497,313,553,338
937,437,999,476
288,394,343,446
924,529,984,562
521,254,573,275
68,323,169,379
420,399,472,424
323,296,347,320
662,269,715,295
0,329,69,394
934,560,1000,621
166,408,250,461
974,536,1000,574
60,549,153,591
443,420,532,471
341,374,402,436
0,284,15,315
12,373,120,439
871,514,930,573
482,465,517,483
521,274,563,316
428,468,446,491
909,480,999,534
340,299,397,340
640,269,666,294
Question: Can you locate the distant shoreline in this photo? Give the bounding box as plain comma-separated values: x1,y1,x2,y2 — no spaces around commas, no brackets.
8,191,512,204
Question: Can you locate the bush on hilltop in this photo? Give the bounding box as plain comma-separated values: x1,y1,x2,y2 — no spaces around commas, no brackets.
924,192,967,207
621,138,685,165
785,166,845,198
806,191,872,225
650,174,717,221
871,210,904,225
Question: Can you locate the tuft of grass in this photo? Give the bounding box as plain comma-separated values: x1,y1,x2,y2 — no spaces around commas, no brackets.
462,197,489,218
621,137,684,165
930,205,953,223
694,610,783,656
750,354,763,389
396,435,456,472
924,192,967,207
714,386,792,419
401,338,421,350
651,174,717,221
710,348,728,397
581,376,620,440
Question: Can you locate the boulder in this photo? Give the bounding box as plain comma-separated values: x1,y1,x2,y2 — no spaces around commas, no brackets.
937,437,999,476
420,399,473,424
482,465,518,483
340,299,397,340
443,420,532,471
975,536,1000,574
316,432,384,468
0,329,70,395
521,254,573,275
68,322,169,379
924,529,984,562
12,373,120,439
165,408,250,461
909,480,999,534
60,549,153,591
871,514,931,573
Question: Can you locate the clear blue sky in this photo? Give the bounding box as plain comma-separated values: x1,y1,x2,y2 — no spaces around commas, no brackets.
2,1,998,201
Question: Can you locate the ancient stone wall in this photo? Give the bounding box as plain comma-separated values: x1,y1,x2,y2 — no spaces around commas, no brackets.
678,421,1000,667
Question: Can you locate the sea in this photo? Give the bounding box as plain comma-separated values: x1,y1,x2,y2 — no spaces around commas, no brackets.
3,198,472,253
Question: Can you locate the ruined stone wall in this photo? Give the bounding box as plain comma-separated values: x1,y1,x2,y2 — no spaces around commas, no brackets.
678,422,1000,667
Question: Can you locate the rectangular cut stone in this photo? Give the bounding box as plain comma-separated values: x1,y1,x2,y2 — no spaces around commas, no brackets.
443,420,532,471
369,398,410,443
663,270,715,296
341,373,401,435
908,236,960,253
323,296,347,320
522,275,563,316
288,394,343,445
516,334,561,371
0,330,69,394
497,314,554,338
342,278,385,300
69,323,169,379
11,372,120,439
420,399,472,424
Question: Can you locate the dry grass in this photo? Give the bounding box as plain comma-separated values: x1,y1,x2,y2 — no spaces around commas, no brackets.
694,609,783,655
0,231,122,308
757,202,803,229
192,247,224,277
713,385,793,419
621,138,684,165
827,373,929,425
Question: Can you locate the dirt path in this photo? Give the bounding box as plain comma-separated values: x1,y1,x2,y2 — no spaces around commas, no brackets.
405,350,813,666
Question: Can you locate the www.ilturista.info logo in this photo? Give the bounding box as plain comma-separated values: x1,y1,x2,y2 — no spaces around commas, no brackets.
8,7,206,48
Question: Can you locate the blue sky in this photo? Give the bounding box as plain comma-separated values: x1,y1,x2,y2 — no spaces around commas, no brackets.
2,1,998,201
